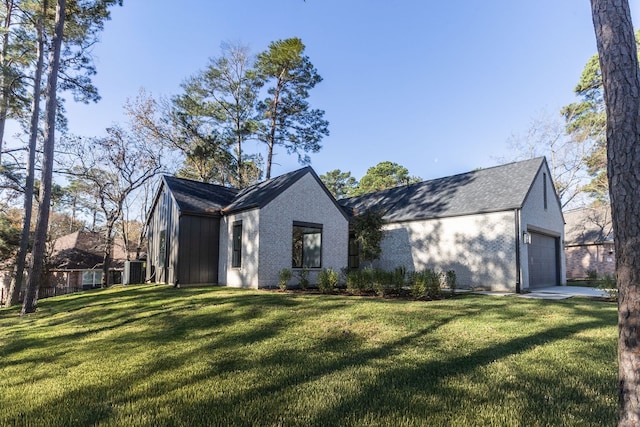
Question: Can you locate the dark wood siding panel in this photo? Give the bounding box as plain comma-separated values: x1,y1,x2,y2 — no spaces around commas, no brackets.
178,215,220,285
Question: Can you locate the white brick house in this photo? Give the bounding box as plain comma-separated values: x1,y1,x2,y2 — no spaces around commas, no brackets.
146,168,349,289
340,157,566,292
147,157,564,292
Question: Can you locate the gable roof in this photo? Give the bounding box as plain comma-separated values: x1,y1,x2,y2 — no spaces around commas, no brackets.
157,167,348,220
564,205,613,245
339,157,547,222
223,167,312,214
162,175,239,216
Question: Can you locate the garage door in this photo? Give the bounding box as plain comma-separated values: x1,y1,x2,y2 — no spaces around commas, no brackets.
528,232,558,288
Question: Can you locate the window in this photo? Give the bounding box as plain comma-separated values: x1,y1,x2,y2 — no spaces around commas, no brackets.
292,222,322,268
158,230,167,267
82,271,102,289
232,221,242,268
348,231,360,270
543,173,548,210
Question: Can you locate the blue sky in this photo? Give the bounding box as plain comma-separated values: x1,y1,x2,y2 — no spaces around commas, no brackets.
54,0,639,182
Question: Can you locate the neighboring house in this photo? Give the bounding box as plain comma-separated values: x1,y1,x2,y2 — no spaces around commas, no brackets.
146,157,565,293
0,230,129,304
564,206,614,279
340,157,566,292
46,230,128,294
146,167,349,288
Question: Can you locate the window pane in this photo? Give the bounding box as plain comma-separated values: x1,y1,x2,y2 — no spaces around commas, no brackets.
232,223,242,268
292,223,322,268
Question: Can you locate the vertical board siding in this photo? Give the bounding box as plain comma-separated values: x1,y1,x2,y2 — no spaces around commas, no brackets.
178,215,220,285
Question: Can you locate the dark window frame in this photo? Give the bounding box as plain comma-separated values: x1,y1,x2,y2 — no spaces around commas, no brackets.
292,221,323,269
232,221,242,268
543,172,548,210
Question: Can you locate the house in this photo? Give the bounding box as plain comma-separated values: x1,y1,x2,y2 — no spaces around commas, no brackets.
146,157,564,293
340,157,565,292
564,205,614,279
46,230,129,294
146,167,350,288
0,230,129,304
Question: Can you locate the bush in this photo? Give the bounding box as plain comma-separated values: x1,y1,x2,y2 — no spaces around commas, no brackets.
372,268,393,297
346,270,366,294
409,271,426,299
278,268,292,291
297,267,309,290
392,266,407,293
445,270,457,295
409,269,442,299
586,269,598,286
318,268,339,294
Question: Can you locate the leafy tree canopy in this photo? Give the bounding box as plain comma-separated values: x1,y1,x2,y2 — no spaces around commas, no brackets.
320,169,358,199
352,161,421,196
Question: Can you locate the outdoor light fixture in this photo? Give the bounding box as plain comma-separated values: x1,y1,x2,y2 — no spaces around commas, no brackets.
522,231,532,245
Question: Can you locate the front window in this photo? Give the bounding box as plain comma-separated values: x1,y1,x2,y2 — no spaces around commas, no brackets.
82,271,102,288
232,221,242,268
292,222,322,268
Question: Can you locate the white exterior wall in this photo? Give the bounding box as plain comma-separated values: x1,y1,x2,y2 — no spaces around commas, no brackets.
520,165,566,289
376,211,517,291
258,174,349,288
219,209,260,288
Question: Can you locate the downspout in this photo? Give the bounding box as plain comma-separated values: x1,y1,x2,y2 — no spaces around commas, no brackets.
514,208,522,294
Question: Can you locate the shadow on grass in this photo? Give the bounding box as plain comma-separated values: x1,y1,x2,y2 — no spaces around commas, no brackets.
0,287,617,426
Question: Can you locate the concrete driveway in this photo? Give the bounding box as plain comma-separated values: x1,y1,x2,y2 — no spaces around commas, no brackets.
519,286,611,300
472,286,612,300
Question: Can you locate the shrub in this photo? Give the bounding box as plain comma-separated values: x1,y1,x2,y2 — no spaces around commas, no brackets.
445,270,457,295
409,269,442,299
346,270,366,294
409,271,426,299
425,269,442,299
318,268,339,294
372,268,393,297
391,266,407,293
278,268,292,291
297,267,309,290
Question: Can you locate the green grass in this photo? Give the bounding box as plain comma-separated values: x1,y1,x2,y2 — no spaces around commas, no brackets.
0,285,617,426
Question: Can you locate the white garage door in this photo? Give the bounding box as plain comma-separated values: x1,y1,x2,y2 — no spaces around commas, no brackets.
528,232,558,288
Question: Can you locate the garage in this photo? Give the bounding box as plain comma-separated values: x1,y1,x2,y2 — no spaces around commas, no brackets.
528,232,559,288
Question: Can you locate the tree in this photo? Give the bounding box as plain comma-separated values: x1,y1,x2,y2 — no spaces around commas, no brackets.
21,0,65,315
6,0,45,308
501,111,594,209
255,37,329,179
319,169,358,199
352,161,421,196
352,209,385,267
172,43,263,187
63,124,166,288
561,30,640,203
589,0,640,424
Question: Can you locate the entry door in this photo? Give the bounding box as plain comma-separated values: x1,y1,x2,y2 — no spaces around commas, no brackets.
528,232,558,288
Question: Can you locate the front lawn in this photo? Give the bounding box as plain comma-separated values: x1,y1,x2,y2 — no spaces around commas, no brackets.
0,285,617,426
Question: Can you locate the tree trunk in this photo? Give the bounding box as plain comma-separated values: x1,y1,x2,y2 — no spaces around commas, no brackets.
0,0,14,150
590,1,640,425
6,0,46,307
22,0,66,315
101,226,113,288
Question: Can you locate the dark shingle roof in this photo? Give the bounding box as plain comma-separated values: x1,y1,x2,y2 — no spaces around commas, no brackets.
224,167,311,214
163,175,239,215
564,206,613,245
339,157,546,222
160,167,326,217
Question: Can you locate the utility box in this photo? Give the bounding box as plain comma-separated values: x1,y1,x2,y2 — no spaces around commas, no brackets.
123,261,144,285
